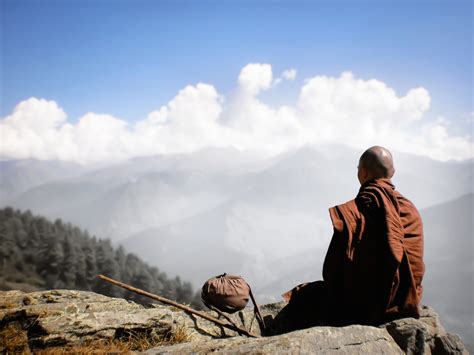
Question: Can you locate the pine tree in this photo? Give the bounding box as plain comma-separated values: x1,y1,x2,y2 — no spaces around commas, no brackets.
59,236,77,288
82,239,97,289
114,245,127,281
0,209,20,278
74,243,87,289
38,236,64,289
176,281,194,305
129,266,154,303
93,240,120,296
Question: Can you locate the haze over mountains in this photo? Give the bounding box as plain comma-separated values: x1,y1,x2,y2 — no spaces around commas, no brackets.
421,193,473,350
0,160,90,203
4,146,471,242
1,144,472,345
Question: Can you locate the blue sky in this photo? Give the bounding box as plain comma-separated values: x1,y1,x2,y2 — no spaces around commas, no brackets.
0,0,472,163
2,0,472,123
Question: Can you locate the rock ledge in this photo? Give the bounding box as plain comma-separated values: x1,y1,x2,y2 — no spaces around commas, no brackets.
0,290,468,354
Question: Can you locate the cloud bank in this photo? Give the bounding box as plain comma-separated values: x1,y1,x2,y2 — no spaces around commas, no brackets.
1,63,472,163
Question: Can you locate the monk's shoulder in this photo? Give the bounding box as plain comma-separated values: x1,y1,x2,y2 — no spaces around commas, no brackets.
395,190,422,220
356,185,383,212
329,199,360,231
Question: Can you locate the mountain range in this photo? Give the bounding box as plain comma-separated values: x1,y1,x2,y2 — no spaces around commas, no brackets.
1,144,472,345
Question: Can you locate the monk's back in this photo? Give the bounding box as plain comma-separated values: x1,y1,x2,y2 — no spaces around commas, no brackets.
277,147,426,333
395,191,424,300
325,179,425,325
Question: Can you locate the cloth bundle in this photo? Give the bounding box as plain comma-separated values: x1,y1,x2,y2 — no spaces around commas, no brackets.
201,273,265,331
201,273,250,313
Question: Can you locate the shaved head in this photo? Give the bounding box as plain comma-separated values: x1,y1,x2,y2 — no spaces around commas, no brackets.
358,146,395,184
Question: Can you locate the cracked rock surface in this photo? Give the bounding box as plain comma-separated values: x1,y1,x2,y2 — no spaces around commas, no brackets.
149,325,403,354
0,289,468,354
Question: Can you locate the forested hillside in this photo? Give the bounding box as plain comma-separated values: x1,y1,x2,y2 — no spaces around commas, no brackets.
0,207,201,308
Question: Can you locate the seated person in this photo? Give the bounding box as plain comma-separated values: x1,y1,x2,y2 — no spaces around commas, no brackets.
272,146,424,333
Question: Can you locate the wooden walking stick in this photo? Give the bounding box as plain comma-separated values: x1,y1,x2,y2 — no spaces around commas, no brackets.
97,274,260,338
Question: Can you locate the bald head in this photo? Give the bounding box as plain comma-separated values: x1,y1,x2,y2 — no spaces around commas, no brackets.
357,146,395,185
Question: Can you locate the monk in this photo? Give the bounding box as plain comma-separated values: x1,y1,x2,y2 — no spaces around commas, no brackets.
271,146,424,334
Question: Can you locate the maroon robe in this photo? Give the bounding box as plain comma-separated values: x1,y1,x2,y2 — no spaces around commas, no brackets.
324,178,424,325
277,179,424,332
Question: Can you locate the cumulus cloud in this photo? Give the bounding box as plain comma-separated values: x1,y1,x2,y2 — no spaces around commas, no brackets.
1,64,472,163
273,68,298,86
135,83,227,155
281,68,297,81
296,72,433,144
238,63,273,96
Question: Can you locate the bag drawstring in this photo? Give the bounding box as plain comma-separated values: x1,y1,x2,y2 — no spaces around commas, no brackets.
248,283,266,332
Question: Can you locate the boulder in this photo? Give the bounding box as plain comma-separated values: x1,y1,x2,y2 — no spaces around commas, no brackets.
149,324,403,354
0,290,468,354
383,306,468,355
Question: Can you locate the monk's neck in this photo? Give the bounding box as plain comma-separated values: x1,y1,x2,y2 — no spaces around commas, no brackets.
360,178,394,190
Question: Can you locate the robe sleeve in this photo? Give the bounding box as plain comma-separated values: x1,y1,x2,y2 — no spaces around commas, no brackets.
323,207,346,286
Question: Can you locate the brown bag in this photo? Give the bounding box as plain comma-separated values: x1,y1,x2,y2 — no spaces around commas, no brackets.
201,273,265,331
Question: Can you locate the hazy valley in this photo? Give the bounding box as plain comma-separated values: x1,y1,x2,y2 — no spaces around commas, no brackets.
1,144,472,346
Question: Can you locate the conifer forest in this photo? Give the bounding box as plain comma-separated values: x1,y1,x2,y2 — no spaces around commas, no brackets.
0,207,202,308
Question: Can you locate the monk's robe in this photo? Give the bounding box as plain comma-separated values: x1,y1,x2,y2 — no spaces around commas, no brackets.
272,178,424,334
324,178,424,325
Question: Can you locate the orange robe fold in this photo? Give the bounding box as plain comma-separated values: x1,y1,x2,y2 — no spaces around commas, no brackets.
324,178,424,325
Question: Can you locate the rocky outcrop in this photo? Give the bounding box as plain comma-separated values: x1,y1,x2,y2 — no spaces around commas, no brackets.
0,290,468,354
150,324,404,354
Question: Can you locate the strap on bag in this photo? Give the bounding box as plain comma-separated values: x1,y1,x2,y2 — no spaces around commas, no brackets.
248,283,266,332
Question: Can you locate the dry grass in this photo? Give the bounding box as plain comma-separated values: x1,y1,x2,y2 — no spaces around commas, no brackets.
31,324,190,354
115,323,191,351
0,323,30,354
116,330,157,352
1,317,190,354
34,339,132,354
161,323,191,346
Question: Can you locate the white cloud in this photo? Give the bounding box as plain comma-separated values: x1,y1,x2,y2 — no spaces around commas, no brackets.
238,63,273,96
1,64,472,163
0,98,68,160
273,68,297,86
411,118,473,161
281,68,297,81
135,83,227,155
296,72,433,145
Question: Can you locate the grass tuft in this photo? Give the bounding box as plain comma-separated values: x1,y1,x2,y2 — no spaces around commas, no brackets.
34,339,131,354
161,323,191,345
0,316,190,354
115,323,191,351
31,324,190,354
0,323,30,354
